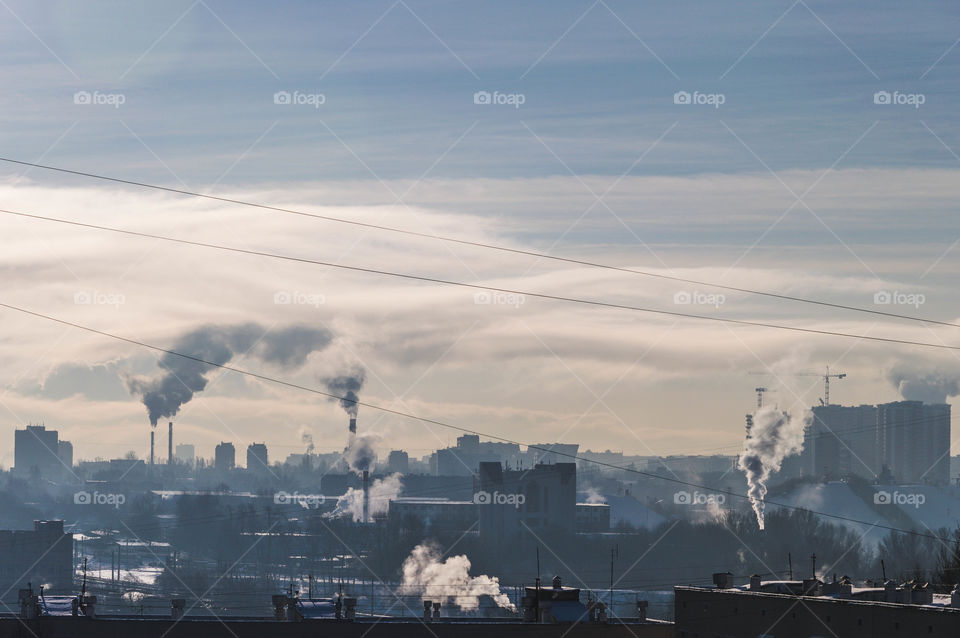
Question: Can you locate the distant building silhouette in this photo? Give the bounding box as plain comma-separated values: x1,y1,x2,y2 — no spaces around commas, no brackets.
215,442,235,472
797,401,950,484
387,450,409,474
14,425,72,479
246,443,269,473
175,443,195,467
477,461,576,543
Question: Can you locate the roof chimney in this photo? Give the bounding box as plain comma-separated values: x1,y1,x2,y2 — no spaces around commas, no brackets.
362,470,370,523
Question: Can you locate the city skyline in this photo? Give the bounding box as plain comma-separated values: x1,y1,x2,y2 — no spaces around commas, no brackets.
2,1,960,467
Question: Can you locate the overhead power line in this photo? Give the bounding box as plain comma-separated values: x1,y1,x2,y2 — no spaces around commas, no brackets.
0,299,951,542
3,206,960,352
0,156,955,330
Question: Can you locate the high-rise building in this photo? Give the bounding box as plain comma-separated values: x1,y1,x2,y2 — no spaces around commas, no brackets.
794,401,950,485
214,442,235,472
803,404,879,480
57,440,73,472
878,401,950,485
246,443,269,473
14,425,70,479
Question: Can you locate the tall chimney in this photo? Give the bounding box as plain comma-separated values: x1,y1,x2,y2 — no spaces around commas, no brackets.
349,417,357,435
168,422,173,466
362,470,370,524
150,431,155,467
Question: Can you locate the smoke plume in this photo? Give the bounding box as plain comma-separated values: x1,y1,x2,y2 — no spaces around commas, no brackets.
299,427,315,454
323,369,366,417
344,433,378,473
887,364,960,404
738,406,811,530
326,472,403,522
127,323,331,426
401,543,516,612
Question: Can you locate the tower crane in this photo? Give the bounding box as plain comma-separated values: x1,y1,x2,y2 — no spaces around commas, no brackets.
748,366,847,406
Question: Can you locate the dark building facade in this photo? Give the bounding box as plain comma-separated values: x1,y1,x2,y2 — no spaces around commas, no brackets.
795,401,950,484
476,462,576,543
215,442,236,472
14,425,68,479
246,443,269,473
0,520,72,592
878,401,950,485
676,581,960,638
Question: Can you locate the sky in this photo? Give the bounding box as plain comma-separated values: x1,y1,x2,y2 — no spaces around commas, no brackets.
2,0,960,467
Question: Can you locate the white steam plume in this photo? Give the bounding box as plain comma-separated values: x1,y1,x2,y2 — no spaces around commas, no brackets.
585,487,606,504
738,406,811,530
401,543,516,612
326,472,403,522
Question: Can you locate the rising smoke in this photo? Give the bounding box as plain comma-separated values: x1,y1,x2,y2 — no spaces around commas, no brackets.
299,427,315,454
127,323,332,426
327,472,403,522
344,433,378,473
738,406,811,530
401,543,516,612
887,364,960,404
323,369,366,418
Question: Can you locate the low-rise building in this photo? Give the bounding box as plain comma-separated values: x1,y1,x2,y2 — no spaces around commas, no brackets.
676,573,960,637
0,521,72,592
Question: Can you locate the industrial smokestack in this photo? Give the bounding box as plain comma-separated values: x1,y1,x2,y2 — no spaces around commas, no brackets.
150,431,155,467
349,417,357,435
168,422,173,466
362,470,370,524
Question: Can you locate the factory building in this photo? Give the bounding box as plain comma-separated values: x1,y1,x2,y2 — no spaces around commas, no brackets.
476,461,576,543
388,498,477,531
574,503,611,532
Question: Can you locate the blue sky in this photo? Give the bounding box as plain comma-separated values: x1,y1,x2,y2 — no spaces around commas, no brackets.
2,1,960,464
